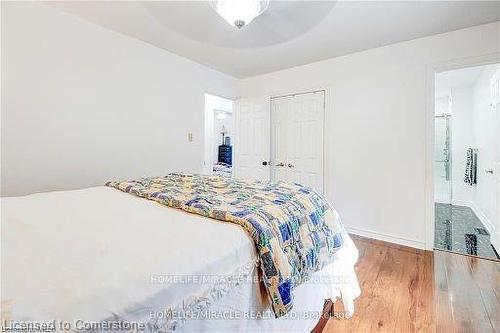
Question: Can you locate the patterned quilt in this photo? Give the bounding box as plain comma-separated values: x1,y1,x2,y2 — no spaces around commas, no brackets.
106,173,345,318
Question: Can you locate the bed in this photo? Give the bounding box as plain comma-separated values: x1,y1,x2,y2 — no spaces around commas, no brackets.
1,175,360,332
212,162,233,177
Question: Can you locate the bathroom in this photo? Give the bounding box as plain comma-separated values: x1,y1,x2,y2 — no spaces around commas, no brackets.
434,63,500,260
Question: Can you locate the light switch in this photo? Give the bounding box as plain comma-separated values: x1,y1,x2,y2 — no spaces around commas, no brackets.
188,133,193,142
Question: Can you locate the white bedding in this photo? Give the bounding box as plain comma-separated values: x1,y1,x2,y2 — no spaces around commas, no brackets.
1,186,360,332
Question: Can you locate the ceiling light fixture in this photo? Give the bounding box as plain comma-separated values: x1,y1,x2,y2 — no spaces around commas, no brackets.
210,0,269,29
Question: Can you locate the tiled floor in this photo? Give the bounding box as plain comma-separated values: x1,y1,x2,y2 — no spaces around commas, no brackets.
434,203,499,260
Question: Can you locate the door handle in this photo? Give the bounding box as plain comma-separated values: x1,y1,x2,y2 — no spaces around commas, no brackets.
262,161,270,166
287,163,295,168
276,162,285,167
485,169,494,174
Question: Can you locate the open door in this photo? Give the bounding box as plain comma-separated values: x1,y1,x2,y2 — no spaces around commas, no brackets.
233,97,270,182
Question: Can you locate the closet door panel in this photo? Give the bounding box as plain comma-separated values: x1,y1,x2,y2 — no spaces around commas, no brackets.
234,97,271,182
271,91,324,193
271,96,290,182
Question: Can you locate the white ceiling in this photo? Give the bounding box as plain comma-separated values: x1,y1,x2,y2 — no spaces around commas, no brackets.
49,1,500,78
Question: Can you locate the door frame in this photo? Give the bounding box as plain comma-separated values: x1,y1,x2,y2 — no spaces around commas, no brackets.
424,53,500,251
267,86,333,195
496,68,500,253
203,92,235,175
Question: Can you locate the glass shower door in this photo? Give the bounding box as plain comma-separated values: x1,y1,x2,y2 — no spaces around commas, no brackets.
434,115,452,251
434,116,451,204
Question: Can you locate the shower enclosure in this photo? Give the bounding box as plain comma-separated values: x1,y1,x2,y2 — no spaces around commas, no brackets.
434,115,452,204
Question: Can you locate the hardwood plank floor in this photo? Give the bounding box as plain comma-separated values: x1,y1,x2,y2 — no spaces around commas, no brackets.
322,235,500,332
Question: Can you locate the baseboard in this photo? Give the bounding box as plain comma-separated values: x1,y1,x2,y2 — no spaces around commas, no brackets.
451,199,472,207
345,226,426,250
491,232,500,254
434,199,449,205
469,202,494,234
437,200,473,207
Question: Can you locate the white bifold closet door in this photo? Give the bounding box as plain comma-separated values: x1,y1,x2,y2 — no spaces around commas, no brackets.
271,91,325,193
233,97,271,182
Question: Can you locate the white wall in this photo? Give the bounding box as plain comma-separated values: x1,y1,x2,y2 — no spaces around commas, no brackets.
237,22,500,249
449,86,475,206
435,96,450,115
1,2,237,196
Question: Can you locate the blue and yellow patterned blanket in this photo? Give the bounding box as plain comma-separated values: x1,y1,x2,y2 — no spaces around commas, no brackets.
106,173,345,317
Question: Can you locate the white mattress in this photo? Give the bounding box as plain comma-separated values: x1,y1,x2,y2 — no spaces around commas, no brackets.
1,186,360,332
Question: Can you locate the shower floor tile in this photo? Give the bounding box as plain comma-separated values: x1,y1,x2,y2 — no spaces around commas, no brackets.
434,203,499,260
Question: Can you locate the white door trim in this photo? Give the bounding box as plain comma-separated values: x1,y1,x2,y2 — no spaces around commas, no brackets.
268,87,333,195
424,53,500,251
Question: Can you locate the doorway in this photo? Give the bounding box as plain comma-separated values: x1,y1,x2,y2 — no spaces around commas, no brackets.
204,93,234,177
433,64,500,260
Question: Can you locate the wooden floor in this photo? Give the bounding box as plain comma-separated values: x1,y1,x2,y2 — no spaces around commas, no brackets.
322,235,500,332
